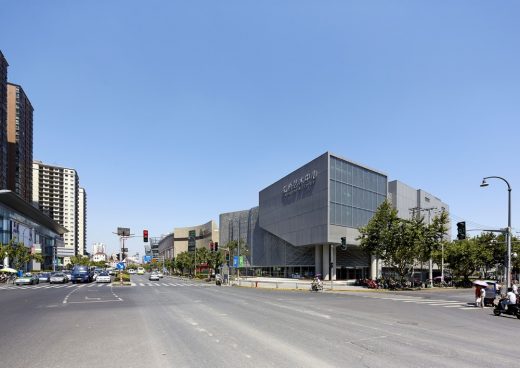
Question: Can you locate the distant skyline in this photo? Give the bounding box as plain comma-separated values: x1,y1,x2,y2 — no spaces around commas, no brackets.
1,1,519,256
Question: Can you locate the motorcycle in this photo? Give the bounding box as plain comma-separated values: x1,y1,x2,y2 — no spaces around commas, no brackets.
310,280,323,292
215,274,222,286
493,297,520,319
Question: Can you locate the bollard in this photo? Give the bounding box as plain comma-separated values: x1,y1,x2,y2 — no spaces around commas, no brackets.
256,281,258,288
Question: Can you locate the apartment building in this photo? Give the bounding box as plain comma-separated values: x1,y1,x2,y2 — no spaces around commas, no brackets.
7,83,33,202
78,187,87,256
0,51,8,189
32,161,81,262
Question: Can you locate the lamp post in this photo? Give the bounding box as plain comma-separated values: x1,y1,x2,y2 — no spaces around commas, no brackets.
480,176,512,289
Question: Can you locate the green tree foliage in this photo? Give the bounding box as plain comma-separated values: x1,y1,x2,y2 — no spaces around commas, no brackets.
70,255,90,266
175,251,194,275
0,240,43,271
421,210,450,264
359,201,449,283
358,200,401,259
444,238,491,282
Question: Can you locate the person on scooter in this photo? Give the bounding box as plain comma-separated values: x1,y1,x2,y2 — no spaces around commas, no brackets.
500,287,517,310
311,275,322,291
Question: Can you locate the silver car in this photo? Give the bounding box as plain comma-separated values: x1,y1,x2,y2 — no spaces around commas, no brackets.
15,273,39,285
50,272,68,284
149,273,160,281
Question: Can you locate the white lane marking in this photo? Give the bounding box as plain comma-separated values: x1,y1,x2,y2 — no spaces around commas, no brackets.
139,283,144,286
263,301,331,320
67,299,123,304
428,302,465,306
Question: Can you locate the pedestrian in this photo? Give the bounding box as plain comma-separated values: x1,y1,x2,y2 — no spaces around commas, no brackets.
475,285,481,307
479,286,486,308
513,280,518,296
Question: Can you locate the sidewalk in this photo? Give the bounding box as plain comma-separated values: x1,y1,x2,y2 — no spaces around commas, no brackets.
231,277,370,291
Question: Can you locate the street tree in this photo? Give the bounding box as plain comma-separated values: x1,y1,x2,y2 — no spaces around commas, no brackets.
421,210,450,282
359,201,423,282
69,255,90,266
444,238,491,284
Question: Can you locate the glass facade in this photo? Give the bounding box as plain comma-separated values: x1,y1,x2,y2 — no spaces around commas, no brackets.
329,156,387,228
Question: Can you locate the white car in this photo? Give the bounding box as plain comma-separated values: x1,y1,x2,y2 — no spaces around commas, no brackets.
157,271,164,278
149,273,160,281
128,269,136,274
96,272,111,283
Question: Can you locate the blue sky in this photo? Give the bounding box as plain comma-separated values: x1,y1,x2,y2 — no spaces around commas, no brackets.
1,1,519,256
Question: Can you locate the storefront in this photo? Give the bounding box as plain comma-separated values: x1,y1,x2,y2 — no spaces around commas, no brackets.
0,190,66,272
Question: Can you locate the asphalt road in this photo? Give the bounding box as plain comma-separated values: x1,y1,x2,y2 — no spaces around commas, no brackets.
1,276,519,368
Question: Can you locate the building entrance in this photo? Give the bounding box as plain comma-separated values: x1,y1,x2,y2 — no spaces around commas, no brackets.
336,266,368,280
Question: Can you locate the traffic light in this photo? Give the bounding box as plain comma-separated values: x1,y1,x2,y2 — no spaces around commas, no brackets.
225,252,230,262
210,242,214,252
341,237,347,250
456,221,466,240
214,242,218,252
143,229,149,242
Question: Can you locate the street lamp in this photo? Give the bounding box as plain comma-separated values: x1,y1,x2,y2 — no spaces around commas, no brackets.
480,176,512,289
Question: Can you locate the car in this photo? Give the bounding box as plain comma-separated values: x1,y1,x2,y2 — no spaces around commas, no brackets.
157,271,164,278
49,272,68,284
128,269,136,274
15,273,39,285
38,272,51,282
107,268,116,276
137,267,145,275
149,273,160,281
71,265,93,283
96,271,111,283
62,270,72,281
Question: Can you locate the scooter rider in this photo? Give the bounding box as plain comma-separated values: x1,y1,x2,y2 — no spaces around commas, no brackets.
500,287,517,310
311,275,322,291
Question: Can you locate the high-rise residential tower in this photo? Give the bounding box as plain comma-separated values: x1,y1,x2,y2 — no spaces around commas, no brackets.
7,83,33,202
0,51,8,189
32,161,81,259
78,187,87,256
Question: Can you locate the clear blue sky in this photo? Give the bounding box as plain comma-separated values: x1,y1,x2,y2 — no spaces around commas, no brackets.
1,1,519,256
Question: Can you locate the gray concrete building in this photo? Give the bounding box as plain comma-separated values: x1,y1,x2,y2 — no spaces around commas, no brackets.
388,179,449,229
220,152,388,280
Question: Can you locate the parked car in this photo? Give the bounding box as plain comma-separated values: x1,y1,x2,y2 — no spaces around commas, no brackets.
38,273,51,283
149,273,160,281
50,272,68,284
96,271,111,283
15,273,39,285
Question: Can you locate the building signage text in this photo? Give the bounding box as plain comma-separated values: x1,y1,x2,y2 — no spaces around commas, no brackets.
282,170,318,197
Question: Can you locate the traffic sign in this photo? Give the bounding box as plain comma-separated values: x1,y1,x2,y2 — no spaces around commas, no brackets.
116,262,126,270
143,255,152,263
233,256,238,268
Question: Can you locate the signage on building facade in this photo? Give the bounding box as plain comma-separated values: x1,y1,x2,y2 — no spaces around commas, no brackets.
282,170,318,197
188,230,196,252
